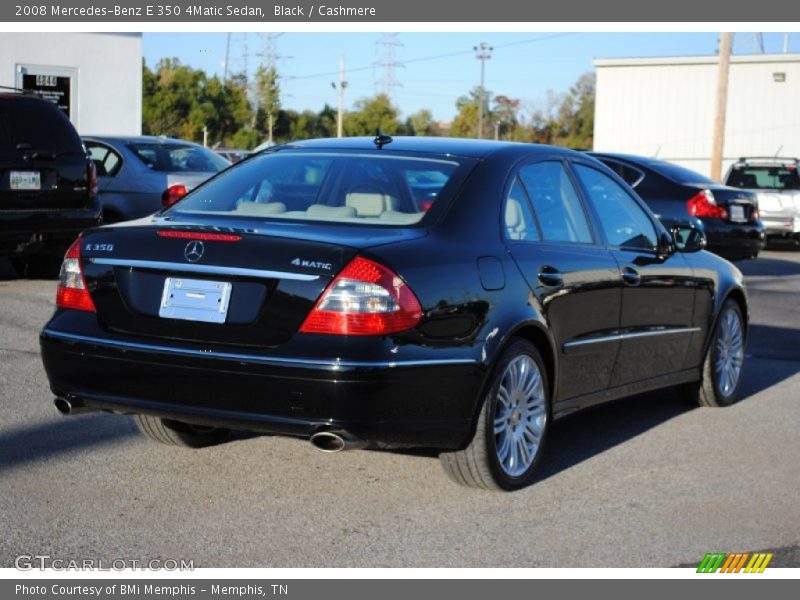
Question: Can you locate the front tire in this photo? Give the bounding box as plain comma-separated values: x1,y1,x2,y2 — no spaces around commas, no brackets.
678,299,745,407
440,339,550,491
134,415,230,448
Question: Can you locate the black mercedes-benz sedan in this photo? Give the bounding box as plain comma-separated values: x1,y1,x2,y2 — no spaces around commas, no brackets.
41,137,748,491
590,152,765,261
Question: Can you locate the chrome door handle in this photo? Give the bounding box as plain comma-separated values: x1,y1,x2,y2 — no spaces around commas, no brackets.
538,267,563,287
622,267,641,286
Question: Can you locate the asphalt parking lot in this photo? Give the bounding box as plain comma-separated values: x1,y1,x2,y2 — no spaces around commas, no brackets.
1,249,798,568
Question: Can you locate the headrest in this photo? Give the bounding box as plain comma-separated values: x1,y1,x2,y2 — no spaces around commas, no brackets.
346,192,397,217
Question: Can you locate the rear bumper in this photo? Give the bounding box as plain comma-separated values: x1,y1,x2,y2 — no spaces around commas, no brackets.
40,327,485,450
760,214,800,237
0,207,102,254
698,218,766,259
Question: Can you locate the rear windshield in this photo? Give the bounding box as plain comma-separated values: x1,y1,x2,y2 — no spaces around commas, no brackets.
128,143,230,173
646,161,716,186
726,165,800,191
0,97,82,153
169,150,475,227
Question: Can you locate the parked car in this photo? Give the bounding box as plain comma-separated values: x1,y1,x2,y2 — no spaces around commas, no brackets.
723,157,800,243
41,137,749,491
82,136,230,223
0,91,100,276
590,153,765,261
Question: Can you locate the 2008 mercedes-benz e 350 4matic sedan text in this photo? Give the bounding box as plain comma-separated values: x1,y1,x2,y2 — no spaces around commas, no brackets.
40,137,749,491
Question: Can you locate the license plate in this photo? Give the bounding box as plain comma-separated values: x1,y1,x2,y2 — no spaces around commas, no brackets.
159,277,232,324
730,205,746,222
10,171,41,190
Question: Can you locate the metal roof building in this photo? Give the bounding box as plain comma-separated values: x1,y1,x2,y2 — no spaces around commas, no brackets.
593,53,800,178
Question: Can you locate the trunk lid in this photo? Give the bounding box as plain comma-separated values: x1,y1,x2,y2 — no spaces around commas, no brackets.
703,185,760,224
80,218,425,347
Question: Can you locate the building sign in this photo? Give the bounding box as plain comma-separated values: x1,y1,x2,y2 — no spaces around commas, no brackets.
21,73,71,117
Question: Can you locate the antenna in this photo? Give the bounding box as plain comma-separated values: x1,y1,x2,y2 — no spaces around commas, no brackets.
373,129,393,149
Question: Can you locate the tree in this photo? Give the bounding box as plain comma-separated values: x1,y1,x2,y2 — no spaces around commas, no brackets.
450,87,494,138
492,95,521,140
406,109,435,136
343,94,401,136
554,72,595,149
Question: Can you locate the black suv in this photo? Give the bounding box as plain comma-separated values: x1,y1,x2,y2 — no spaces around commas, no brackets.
1,92,101,275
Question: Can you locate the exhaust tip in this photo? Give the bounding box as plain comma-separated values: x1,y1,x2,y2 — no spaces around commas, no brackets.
310,432,347,453
54,398,72,415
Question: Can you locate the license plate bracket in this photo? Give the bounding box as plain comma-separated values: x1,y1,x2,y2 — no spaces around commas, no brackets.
10,171,41,190
159,277,232,324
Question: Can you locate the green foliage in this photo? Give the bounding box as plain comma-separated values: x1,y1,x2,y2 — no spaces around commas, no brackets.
142,59,594,152
343,94,401,136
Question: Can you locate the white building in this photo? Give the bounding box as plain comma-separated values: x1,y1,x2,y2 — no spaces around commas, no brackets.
593,53,800,178
0,33,142,136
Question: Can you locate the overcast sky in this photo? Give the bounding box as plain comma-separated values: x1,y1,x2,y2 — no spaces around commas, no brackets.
143,32,798,122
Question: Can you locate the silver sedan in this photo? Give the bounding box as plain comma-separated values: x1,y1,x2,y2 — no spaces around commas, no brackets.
83,135,230,223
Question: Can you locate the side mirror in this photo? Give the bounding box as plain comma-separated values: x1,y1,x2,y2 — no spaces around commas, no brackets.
670,225,707,253
656,231,676,258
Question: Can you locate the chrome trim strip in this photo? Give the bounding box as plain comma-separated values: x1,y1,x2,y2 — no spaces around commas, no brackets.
563,327,702,349
42,329,477,371
89,258,320,281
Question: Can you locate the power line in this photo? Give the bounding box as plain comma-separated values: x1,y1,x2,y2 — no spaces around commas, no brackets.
287,33,578,81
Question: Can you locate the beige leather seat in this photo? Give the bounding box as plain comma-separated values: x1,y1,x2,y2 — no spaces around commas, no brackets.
236,201,286,215
345,192,398,217
505,198,528,240
306,204,357,218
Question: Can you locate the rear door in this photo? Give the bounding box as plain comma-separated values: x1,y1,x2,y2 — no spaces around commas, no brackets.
503,158,622,403
571,160,697,386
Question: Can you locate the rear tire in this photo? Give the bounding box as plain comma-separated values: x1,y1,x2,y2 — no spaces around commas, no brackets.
440,338,550,491
134,415,230,448
677,299,745,407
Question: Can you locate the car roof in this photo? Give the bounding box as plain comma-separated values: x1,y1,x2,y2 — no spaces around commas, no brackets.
82,135,203,147
278,136,582,159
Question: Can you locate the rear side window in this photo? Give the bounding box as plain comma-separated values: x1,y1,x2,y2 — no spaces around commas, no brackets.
128,143,229,173
504,178,540,241
0,97,82,153
574,164,658,251
726,166,800,191
170,150,475,227
518,161,593,244
86,141,122,177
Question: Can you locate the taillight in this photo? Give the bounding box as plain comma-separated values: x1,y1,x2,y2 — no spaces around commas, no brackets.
162,184,188,207
56,238,95,312
687,190,728,219
87,161,98,198
299,256,423,336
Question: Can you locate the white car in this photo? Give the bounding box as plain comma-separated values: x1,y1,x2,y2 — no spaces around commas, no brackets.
724,157,800,241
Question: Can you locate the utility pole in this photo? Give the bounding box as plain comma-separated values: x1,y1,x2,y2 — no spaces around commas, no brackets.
474,42,493,139
332,55,347,138
711,32,732,181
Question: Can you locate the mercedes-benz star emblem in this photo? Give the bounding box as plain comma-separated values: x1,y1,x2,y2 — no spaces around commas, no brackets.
184,240,205,263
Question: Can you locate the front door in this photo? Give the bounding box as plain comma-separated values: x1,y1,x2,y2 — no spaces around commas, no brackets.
571,162,697,388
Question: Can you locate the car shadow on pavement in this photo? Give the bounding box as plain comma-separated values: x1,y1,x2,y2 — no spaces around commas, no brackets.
738,253,800,277
0,413,139,474
740,323,800,397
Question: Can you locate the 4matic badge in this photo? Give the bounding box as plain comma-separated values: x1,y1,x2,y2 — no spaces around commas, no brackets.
291,258,332,271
